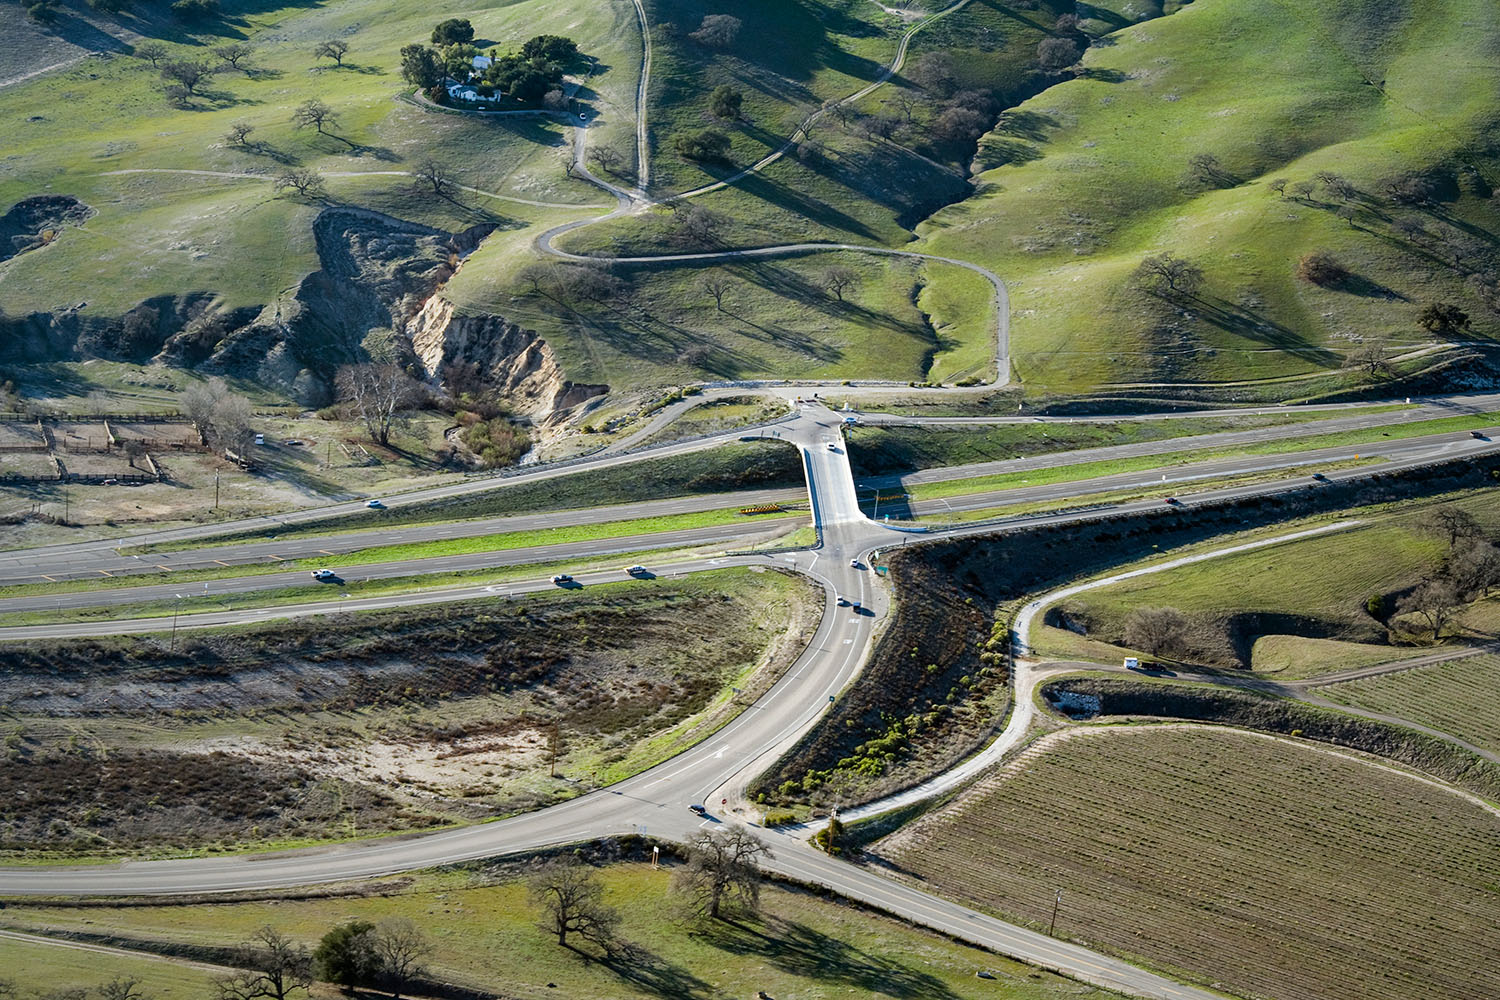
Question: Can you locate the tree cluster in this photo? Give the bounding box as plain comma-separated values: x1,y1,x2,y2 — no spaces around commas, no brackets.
673,128,731,164
312,919,430,999
484,45,573,102
180,377,256,455
690,14,742,50
1386,507,1499,639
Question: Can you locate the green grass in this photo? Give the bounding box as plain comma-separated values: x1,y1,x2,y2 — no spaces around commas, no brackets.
915,0,1500,396
0,864,1126,1000
1033,491,1500,668
903,408,1500,501
1248,634,1415,680
0,538,799,627
847,409,1351,476
163,438,804,547
874,724,1500,1000
1319,651,1500,752
0,0,629,317
0,505,792,604
0,936,225,1000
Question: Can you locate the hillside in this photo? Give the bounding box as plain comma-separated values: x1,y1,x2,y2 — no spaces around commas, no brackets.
916,0,1500,398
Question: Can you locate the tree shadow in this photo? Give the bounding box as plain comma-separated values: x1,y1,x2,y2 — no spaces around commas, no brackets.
1077,66,1127,82
241,142,301,166
994,109,1060,142
1183,295,1343,365
703,915,962,1000
595,942,715,1000
1337,272,1409,301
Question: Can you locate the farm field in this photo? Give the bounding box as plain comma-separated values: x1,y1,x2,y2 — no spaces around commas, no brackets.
874,725,1500,1000
0,568,817,857
1318,652,1500,753
0,863,1127,1000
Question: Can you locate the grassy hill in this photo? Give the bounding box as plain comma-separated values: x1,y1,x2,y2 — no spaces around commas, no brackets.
916,0,1500,398
0,0,630,319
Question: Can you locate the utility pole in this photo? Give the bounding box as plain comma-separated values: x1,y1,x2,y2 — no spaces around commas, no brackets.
62,485,69,524
549,721,560,777
170,594,183,653
1048,888,1063,937
213,471,220,509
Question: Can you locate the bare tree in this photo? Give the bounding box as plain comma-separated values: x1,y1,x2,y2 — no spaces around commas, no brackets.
1315,170,1355,202
1185,152,1233,189
1037,36,1082,72
373,920,429,1000
518,261,559,295
122,439,147,469
273,169,326,199
1399,578,1463,639
585,145,623,175
213,392,257,456
907,50,956,96
336,364,419,446
672,827,772,920
214,43,254,71
700,273,732,311
412,158,454,198
98,979,149,1000
1290,179,1317,200
225,121,256,146
889,90,922,124
181,380,219,442
1122,607,1191,659
542,88,569,112
527,858,620,948
1419,505,1480,549
819,265,858,302
160,59,216,96
1448,537,1500,599
314,39,350,67
671,205,727,247
135,41,169,67
1267,178,1288,197
1131,253,1204,298
1344,340,1393,379
291,99,338,135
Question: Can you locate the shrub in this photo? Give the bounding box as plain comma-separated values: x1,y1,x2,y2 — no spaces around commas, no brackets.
1296,251,1348,287
673,128,731,163
431,18,474,45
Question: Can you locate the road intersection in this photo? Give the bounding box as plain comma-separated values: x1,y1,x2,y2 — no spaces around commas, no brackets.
4,393,1499,999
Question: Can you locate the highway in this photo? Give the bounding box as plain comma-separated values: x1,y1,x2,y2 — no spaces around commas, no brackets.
0,401,1230,1000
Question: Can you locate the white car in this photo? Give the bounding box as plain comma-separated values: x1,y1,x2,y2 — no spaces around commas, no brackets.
625,565,648,576
366,499,385,509
849,559,861,569
311,569,336,580
826,441,837,451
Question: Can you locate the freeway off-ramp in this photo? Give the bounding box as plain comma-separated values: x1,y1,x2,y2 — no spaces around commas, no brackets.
4,396,1497,1000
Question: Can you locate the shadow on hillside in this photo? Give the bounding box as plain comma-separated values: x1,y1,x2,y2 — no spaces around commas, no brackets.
1183,295,1342,367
